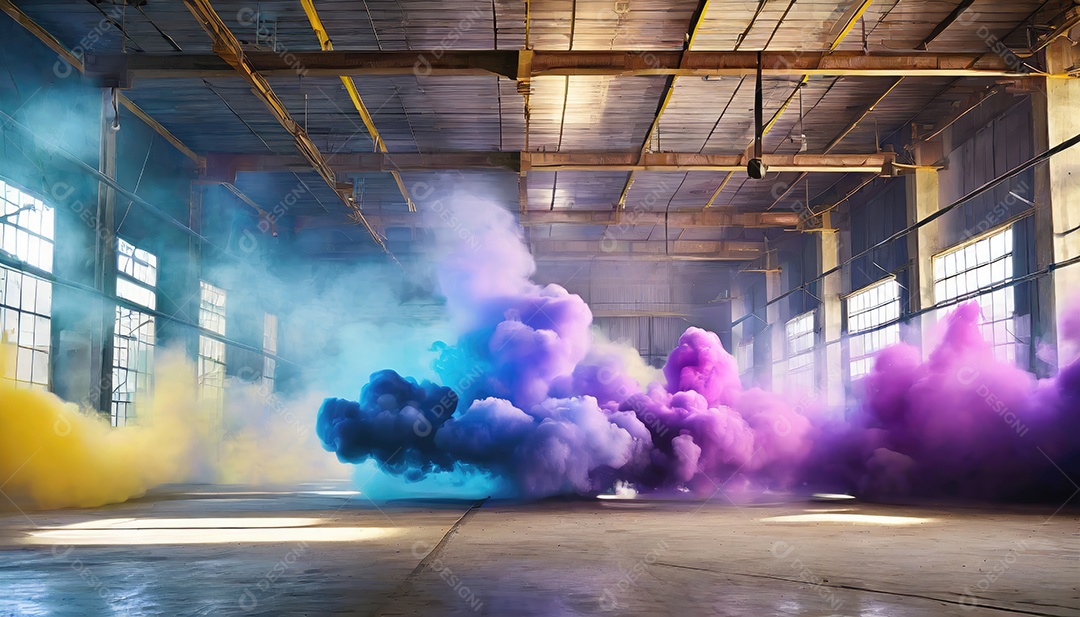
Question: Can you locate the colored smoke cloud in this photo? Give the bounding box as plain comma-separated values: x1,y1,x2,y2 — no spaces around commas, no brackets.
318,199,1080,502
0,347,201,509
317,201,812,498
811,301,1080,501
0,346,341,510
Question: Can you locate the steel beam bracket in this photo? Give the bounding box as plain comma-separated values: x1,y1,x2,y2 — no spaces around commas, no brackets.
84,53,133,88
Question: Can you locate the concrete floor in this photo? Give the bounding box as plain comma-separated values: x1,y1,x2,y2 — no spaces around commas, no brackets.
0,485,1077,616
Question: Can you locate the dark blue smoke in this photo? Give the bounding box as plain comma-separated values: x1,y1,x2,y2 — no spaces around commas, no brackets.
316,369,459,481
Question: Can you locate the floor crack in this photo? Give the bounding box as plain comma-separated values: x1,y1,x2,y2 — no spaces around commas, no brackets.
374,497,488,616
652,561,1068,617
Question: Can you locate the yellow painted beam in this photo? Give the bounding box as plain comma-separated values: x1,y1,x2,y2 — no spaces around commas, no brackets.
299,0,416,213
829,0,876,51
703,171,734,209
184,0,393,259
618,0,712,210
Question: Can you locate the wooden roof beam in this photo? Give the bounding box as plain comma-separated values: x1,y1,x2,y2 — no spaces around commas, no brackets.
204,151,894,176
529,239,766,261
85,50,1045,81
295,210,800,230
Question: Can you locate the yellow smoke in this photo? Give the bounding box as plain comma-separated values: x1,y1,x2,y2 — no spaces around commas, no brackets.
217,388,345,485
0,344,343,511
0,347,201,510
590,328,664,388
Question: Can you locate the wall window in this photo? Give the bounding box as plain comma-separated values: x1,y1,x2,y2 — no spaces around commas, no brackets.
263,312,277,388
785,311,815,393
198,281,227,407
112,238,156,426
847,278,901,380
0,180,54,389
933,227,1016,362
737,340,754,378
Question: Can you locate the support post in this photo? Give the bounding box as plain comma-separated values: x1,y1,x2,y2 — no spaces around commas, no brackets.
818,226,844,405
157,181,203,365
905,168,941,355
1034,40,1080,369
94,89,118,416
731,278,748,374
765,270,784,390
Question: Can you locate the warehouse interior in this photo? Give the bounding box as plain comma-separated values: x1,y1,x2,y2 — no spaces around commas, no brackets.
1,0,1079,615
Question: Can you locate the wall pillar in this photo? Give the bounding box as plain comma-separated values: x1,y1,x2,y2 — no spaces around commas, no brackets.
157,182,203,364
905,167,941,355
817,228,844,405
765,269,784,390
730,277,751,382
93,89,117,416
1034,39,1080,369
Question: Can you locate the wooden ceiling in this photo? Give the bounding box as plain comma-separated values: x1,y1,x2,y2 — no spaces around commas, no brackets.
7,0,1076,260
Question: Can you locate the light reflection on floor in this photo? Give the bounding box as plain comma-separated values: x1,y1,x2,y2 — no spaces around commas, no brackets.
22,516,396,545
761,513,934,525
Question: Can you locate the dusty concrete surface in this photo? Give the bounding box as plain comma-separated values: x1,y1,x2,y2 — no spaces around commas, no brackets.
0,485,1077,616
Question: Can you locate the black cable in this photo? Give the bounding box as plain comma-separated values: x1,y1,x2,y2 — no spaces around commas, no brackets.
0,250,298,367
117,133,154,233
734,0,768,51
82,0,145,53
829,253,1080,343
133,4,183,52
733,130,1080,328
754,51,763,161
0,108,242,262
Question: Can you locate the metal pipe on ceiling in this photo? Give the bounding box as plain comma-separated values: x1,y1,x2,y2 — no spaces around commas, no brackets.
747,50,766,180
916,0,977,50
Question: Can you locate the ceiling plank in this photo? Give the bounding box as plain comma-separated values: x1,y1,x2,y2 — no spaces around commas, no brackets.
181,0,395,260
0,0,202,166
298,0,415,212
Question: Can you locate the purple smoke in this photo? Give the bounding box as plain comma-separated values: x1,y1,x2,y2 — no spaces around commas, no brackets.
317,201,1080,501
808,302,1080,501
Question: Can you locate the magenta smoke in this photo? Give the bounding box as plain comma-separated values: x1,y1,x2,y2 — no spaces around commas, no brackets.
317,202,1080,501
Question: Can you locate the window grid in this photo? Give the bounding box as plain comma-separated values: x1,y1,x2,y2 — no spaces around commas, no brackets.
0,180,54,390
847,279,901,380
933,228,1016,363
737,340,754,377
199,282,227,408
263,312,277,387
785,311,815,392
112,238,157,426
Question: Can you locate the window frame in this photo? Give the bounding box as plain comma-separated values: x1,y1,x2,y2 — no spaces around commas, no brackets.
111,238,158,426
845,277,902,380
0,179,55,390
932,225,1017,363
